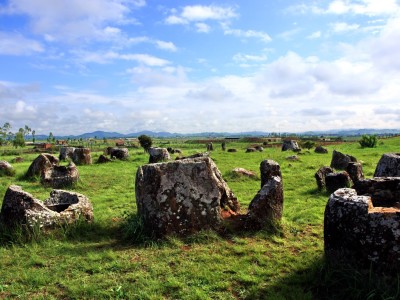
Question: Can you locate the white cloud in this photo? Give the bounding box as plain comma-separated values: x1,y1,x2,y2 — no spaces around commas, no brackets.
180,5,237,21
291,0,400,17
195,23,211,33
128,36,150,44
233,53,268,63
4,0,144,42
73,50,170,66
0,81,40,99
277,28,302,41
307,31,321,39
165,15,188,25
165,5,237,29
331,22,360,33
127,65,188,87
0,31,44,55
155,40,177,52
327,0,400,16
186,84,234,103
223,27,272,43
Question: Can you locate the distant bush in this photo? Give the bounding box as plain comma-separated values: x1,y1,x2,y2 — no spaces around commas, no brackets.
359,135,378,148
138,135,153,153
301,140,315,150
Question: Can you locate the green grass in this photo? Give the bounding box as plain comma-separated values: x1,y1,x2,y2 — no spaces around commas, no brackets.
0,138,399,299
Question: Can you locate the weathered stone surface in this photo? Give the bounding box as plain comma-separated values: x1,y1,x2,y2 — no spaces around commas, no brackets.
44,189,93,224
346,162,364,184
148,147,170,163
105,147,113,156
353,177,400,207
282,140,300,151
315,166,334,191
246,148,257,153
110,147,129,160
206,143,214,151
59,147,75,161
260,160,281,188
324,188,400,272
72,148,92,165
325,171,352,193
0,161,14,176
246,159,283,228
26,154,59,178
135,157,240,237
0,185,93,228
175,152,209,160
315,146,328,154
11,157,24,163
221,142,226,151
374,153,400,177
41,162,79,188
97,154,112,163
232,168,256,178
286,155,299,161
330,150,357,170
227,149,237,153
174,149,182,154
247,176,284,228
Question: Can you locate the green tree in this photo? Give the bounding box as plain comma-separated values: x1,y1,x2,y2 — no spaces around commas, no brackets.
359,135,378,148
0,122,12,145
13,128,25,148
24,125,31,139
48,132,55,143
138,135,153,153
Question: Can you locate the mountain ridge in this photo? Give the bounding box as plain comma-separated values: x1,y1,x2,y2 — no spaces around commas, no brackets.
35,128,400,139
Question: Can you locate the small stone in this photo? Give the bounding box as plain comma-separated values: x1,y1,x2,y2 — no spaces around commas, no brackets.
232,168,256,178
148,147,170,163
97,154,112,163
315,146,328,154
286,155,299,161
282,140,300,151
110,148,129,160
0,161,14,176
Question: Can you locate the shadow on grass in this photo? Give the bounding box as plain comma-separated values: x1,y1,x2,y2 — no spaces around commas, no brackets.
119,212,284,248
0,217,123,248
244,257,400,300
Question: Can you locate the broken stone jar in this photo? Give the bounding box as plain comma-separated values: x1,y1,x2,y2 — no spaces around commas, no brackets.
324,182,400,272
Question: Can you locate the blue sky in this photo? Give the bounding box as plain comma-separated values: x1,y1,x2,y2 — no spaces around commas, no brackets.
1,0,400,135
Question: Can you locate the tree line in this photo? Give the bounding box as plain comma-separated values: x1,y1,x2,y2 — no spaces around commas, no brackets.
0,123,36,148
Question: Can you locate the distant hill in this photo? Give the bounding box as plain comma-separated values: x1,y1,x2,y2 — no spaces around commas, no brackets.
25,128,400,140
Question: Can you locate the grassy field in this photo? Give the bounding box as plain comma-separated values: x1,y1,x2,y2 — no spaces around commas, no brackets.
0,137,399,299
